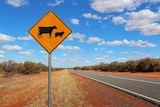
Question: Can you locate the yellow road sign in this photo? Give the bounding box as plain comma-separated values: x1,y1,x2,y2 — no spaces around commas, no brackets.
28,10,72,53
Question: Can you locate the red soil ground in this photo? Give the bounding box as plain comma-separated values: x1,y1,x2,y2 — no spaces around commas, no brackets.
0,72,48,107
0,71,157,107
99,71,160,78
70,72,153,107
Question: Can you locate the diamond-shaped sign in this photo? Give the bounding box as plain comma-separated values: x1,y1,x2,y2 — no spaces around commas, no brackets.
28,10,72,53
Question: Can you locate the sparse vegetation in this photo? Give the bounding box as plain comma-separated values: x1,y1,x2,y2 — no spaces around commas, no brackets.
0,60,17,77
0,70,89,106
0,60,48,77
74,57,160,72
0,60,67,77
1,57,160,77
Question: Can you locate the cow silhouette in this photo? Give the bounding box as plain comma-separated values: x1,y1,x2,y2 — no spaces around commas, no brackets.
38,26,57,38
55,31,64,38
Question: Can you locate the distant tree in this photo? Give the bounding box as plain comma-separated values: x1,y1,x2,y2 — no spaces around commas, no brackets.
74,66,81,70
0,63,2,73
137,57,153,72
36,62,48,71
81,66,90,70
99,63,108,71
118,62,126,72
92,64,100,71
81,66,85,70
76,57,160,72
125,60,137,72
22,61,40,74
108,61,119,71
150,58,160,72
15,63,24,74
1,60,17,77
54,68,65,71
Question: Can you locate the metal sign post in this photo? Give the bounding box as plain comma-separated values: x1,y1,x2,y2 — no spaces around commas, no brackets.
28,10,72,107
48,53,51,107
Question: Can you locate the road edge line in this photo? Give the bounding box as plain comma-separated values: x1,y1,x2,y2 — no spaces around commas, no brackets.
74,72,160,106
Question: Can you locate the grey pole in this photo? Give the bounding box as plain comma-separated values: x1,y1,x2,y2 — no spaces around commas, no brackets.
48,53,51,107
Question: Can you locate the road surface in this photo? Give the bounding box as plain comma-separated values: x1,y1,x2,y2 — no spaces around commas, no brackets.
71,70,160,106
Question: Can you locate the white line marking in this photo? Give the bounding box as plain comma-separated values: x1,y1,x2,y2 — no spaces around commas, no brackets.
107,75,160,85
76,72,160,105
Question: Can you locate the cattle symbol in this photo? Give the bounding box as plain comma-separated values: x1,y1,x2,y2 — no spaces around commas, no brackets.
38,26,57,38
55,32,64,38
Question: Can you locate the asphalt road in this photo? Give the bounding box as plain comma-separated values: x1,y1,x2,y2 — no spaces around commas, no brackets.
71,70,160,105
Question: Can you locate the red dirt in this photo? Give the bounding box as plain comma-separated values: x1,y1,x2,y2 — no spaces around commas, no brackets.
99,71,160,78
0,71,155,107
70,72,153,107
0,73,48,107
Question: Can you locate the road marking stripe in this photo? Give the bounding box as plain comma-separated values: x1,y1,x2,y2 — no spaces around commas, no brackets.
107,75,160,85
76,72,160,105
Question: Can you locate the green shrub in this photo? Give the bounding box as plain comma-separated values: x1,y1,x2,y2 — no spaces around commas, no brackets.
0,60,16,77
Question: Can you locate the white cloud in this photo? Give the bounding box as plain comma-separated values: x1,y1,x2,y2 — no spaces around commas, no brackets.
17,35,32,40
61,53,67,57
19,51,33,56
121,51,149,55
118,57,127,62
96,57,103,61
105,40,123,46
52,55,58,60
87,37,102,43
39,50,47,54
0,50,5,54
70,58,78,63
125,9,160,35
83,13,102,20
96,55,109,63
0,33,16,43
98,39,156,48
2,44,22,51
149,0,160,3
7,0,28,7
82,13,108,20
71,18,79,25
85,21,90,26
68,33,85,42
47,0,64,7
0,54,4,58
85,60,90,63
90,0,160,13
94,48,105,51
57,45,80,52
107,50,114,54
72,1,78,6
90,0,134,13
112,16,126,25
98,40,106,46
145,42,157,47
0,50,5,58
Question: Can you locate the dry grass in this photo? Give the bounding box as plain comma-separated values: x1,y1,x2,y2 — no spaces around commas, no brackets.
0,74,48,107
51,70,86,107
0,70,89,107
0,70,153,107
24,70,88,107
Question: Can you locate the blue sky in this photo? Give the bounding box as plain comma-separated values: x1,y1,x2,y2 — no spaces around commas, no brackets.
0,0,160,68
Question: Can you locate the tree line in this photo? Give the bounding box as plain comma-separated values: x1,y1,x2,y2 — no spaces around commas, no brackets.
74,57,160,72
0,60,48,77
0,60,66,77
